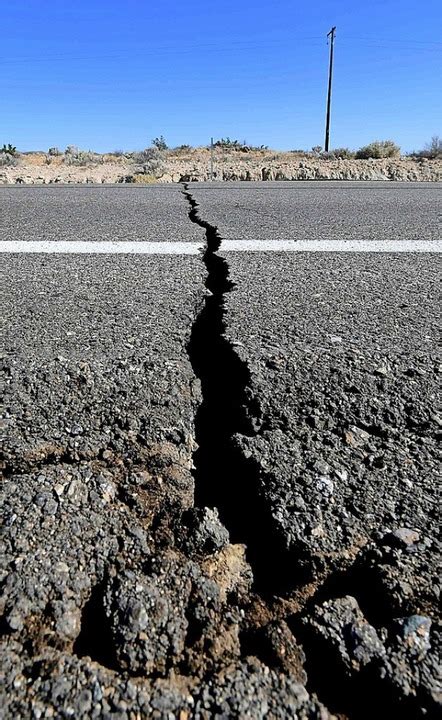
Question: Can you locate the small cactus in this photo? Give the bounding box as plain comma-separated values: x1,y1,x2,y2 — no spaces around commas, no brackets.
1,143,17,156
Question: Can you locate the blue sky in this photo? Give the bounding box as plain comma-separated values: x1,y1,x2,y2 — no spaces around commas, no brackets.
2,0,441,152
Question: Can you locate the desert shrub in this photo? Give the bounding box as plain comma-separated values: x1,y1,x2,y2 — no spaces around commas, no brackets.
64,145,102,165
48,147,61,156
133,147,166,177
213,138,268,152
425,135,442,158
171,144,193,154
152,135,168,151
105,150,133,160
311,145,322,155
0,152,18,166
330,147,355,159
169,144,197,158
240,143,268,152
409,136,442,160
213,138,242,149
355,140,400,159
0,143,18,165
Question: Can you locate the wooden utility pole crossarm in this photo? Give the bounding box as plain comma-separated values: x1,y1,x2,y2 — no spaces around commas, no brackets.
325,26,336,152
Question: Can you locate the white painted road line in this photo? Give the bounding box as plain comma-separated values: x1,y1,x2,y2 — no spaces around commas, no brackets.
0,241,202,254
223,240,441,253
0,240,441,254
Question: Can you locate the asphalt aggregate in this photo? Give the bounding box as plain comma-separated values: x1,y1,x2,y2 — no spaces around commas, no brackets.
1,182,441,719
189,181,441,242
0,185,202,242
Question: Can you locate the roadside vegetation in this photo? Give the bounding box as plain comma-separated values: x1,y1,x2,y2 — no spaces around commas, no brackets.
1,136,439,182
3,136,441,165
0,143,19,166
408,135,442,159
355,140,401,159
63,145,103,166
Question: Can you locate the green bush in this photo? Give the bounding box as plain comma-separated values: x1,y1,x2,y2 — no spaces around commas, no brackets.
356,140,400,159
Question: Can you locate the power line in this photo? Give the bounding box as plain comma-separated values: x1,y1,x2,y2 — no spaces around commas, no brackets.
1,33,440,66
338,40,442,52
343,35,442,46
0,36,325,64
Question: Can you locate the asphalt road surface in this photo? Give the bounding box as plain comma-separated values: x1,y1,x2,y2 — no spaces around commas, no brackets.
189,181,441,242
0,185,201,242
1,182,441,719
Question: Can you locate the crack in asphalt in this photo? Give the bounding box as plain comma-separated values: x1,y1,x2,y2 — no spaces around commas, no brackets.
182,183,291,592
182,184,321,598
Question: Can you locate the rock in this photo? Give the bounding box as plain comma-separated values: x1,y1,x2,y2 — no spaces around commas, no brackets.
304,595,386,673
379,615,439,710
176,507,230,554
389,527,421,548
344,425,371,447
102,552,242,677
399,615,432,659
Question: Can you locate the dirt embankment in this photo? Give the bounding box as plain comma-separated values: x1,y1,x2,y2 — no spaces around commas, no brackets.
1,148,441,184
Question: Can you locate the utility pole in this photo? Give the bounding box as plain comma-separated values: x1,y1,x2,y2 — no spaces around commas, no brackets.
324,26,336,152
210,137,214,181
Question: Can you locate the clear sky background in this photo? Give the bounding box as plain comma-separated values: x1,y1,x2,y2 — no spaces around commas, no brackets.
2,0,441,152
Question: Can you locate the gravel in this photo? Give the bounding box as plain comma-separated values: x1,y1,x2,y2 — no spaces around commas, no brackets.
221,252,440,590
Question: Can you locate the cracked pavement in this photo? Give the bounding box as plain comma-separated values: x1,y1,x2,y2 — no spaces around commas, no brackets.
1,183,441,719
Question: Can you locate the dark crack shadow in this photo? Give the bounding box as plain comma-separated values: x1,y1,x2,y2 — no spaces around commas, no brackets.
73,583,118,671
182,185,303,596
